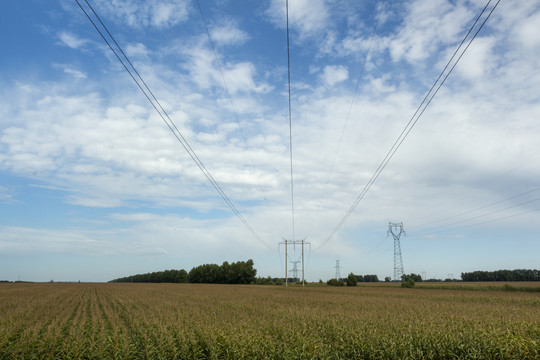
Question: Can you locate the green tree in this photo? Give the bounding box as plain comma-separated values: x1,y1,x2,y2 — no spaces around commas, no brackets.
402,273,422,282
327,278,345,286
346,273,358,286
401,278,415,288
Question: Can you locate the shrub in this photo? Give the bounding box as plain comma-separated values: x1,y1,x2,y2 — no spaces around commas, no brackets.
401,278,415,288
327,278,345,286
346,273,358,286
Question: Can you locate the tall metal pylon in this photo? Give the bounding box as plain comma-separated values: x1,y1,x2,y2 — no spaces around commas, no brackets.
289,260,300,282
279,238,310,286
334,260,341,280
388,222,405,281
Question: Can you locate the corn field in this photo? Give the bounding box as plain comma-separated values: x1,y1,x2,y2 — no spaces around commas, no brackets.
0,282,539,359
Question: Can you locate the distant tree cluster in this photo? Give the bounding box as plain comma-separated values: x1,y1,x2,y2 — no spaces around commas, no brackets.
354,274,379,282
188,260,256,284
327,278,345,286
110,259,257,284
346,273,358,286
461,269,540,282
110,269,188,283
402,273,423,282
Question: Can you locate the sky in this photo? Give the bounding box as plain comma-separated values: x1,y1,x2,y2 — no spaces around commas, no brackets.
1,0,539,282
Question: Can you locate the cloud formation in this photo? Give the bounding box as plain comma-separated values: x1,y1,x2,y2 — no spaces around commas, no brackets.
1,0,539,281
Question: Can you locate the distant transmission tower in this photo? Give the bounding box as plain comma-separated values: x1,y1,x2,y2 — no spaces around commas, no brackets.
279,238,310,286
289,260,300,282
388,222,405,281
334,260,341,280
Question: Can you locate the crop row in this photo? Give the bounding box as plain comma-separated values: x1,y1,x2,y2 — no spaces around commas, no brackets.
0,283,538,359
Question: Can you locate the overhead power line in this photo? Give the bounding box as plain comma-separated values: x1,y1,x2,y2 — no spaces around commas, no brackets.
318,0,501,249
195,0,246,145
286,0,295,244
76,0,268,248
195,0,282,234
413,195,540,236
314,1,386,224
411,186,540,234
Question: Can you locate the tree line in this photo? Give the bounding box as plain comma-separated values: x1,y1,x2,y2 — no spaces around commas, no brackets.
109,259,257,284
461,269,540,282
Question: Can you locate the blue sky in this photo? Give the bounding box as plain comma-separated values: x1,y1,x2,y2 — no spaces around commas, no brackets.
1,0,539,282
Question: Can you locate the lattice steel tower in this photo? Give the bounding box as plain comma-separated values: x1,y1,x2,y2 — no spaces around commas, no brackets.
388,222,405,281
334,260,341,280
289,260,300,283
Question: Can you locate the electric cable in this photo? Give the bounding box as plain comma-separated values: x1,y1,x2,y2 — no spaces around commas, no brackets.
76,0,269,249
195,0,283,236
312,1,386,231
419,206,540,236
286,0,295,244
317,0,501,250
412,196,540,236
411,186,540,234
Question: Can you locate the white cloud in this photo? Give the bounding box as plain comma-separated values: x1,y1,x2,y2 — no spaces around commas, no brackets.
125,43,150,58
265,0,329,37
385,0,473,63
321,65,348,87
223,62,273,94
515,11,540,49
179,42,271,95
58,31,88,49
94,0,189,29
455,36,496,80
0,226,111,255
0,186,11,202
210,21,249,47
63,67,87,79
2,0,540,281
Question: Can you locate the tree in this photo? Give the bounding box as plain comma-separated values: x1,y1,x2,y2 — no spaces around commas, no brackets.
385,276,391,282
401,278,415,288
461,269,540,282
327,278,345,286
346,273,358,286
402,273,422,282
363,274,379,282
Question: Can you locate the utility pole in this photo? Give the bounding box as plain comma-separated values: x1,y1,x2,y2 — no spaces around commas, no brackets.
388,222,405,281
334,260,341,280
279,238,310,286
285,238,288,286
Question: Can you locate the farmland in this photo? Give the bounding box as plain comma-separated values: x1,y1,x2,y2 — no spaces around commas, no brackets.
1,283,539,359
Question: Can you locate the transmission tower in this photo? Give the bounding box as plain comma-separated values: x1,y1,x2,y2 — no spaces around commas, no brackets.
278,238,310,286
334,260,341,280
289,260,300,282
388,222,405,281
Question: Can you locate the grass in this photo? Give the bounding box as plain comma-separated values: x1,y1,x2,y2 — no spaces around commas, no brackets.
0,282,539,359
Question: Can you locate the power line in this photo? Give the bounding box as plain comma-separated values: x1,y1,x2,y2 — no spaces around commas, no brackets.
282,0,296,286
195,0,282,234
286,0,295,244
413,196,540,236
76,0,269,249
419,206,540,237
317,0,501,249
195,0,246,146
313,1,385,225
411,186,540,234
